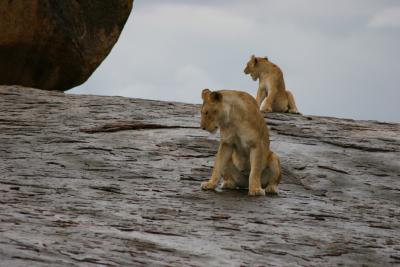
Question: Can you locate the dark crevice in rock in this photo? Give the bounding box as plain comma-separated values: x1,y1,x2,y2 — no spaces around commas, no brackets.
80,122,198,133
317,165,349,174
323,139,397,152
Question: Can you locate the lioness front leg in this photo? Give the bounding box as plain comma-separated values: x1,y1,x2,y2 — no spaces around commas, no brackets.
255,85,267,108
201,143,233,190
248,146,265,196
261,87,276,113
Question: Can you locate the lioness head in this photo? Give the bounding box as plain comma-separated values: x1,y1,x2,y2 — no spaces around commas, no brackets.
200,89,223,133
244,54,267,81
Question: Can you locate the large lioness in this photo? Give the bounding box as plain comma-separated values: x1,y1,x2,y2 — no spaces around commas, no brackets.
244,55,300,114
200,89,281,196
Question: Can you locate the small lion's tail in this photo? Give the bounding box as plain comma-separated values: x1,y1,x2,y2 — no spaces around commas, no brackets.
266,151,281,194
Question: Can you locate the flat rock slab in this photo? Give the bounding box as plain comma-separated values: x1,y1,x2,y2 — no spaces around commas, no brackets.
0,85,399,266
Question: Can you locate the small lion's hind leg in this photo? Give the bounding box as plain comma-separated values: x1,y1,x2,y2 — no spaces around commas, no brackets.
221,160,247,189
221,175,237,189
264,151,281,194
286,90,300,114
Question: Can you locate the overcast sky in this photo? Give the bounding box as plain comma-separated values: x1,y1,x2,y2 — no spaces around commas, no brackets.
69,0,400,122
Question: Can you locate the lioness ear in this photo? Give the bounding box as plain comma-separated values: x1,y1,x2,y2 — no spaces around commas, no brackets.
210,91,222,102
264,56,269,61
202,89,211,100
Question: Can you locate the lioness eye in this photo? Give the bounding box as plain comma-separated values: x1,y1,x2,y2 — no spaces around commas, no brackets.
205,111,208,115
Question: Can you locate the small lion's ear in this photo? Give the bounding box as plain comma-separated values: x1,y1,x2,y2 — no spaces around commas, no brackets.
202,89,211,100
264,56,269,61
210,91,222,102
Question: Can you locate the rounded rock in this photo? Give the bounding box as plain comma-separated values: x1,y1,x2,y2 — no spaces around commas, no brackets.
0,1,133,91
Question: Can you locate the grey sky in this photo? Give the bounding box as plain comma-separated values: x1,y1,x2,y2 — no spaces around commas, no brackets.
69,0,400,122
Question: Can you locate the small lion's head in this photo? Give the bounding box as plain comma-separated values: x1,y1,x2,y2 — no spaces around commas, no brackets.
200,89,223,133
244,55,268,81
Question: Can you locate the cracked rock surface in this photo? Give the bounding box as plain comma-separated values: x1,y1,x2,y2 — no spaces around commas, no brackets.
0,86,399,266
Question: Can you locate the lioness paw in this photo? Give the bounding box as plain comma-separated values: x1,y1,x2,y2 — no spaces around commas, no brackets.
201,181,217,190
262,106,273,113
266,185,278,194
288,109,300,114
221,180,237,189
248,188,266,196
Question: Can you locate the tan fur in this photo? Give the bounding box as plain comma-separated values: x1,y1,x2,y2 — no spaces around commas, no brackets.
200,89,281,196
244,55,300,114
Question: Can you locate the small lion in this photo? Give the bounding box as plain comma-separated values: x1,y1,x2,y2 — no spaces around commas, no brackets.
200,89,281,196
244,55,300,114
